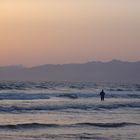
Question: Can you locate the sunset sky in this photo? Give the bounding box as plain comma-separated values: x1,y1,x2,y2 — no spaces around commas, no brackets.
0,0,140,66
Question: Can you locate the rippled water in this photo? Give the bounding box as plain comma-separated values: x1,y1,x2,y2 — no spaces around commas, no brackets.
0,81,140,140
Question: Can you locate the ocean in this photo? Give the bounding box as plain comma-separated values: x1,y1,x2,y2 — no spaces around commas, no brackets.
0,81,140,140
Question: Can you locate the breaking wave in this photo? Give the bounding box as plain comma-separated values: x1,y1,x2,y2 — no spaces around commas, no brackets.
0,92,140,100
0,102,140,113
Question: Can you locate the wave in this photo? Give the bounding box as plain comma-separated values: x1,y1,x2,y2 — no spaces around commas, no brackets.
75,122,139,128
57,93,140,99
0,93,50,100
0,123,59,129
0,81,140,91
0,91,140,100
0,122,139,130
57,93,78,99
0,102,140,113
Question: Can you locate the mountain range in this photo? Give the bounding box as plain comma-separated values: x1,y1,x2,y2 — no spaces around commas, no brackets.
0,60,140,83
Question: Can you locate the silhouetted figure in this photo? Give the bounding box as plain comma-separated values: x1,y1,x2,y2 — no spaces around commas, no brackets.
100,90,105,101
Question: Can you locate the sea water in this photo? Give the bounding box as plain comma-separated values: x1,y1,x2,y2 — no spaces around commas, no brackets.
0,81,140,140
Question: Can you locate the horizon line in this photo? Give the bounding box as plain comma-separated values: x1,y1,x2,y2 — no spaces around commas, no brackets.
0,59,140,68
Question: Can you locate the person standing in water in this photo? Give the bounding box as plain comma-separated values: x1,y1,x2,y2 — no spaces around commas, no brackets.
100,89,105,101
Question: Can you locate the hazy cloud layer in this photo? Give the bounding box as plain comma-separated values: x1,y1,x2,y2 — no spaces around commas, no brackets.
0,1,140,66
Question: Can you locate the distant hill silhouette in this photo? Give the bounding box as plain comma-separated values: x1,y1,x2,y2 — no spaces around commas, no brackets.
0,60,140,83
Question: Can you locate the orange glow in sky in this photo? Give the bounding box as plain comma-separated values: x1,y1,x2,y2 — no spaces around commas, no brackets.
0,0,140,66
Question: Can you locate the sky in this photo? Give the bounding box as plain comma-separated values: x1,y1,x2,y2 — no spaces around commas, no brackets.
0,0,140,66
